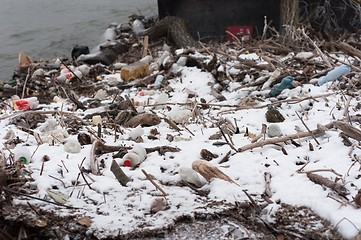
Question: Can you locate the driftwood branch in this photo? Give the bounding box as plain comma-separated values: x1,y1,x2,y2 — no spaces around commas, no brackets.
295,112,320,145
89,140,101,175
306,173,348,196
264,172,273,198
238,122,334,152
337,41,361,60
334,121,361,141
145,146,181,154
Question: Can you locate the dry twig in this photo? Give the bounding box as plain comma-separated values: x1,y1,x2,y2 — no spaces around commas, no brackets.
301,28,332,68
141,169,168,196
295,112,320,145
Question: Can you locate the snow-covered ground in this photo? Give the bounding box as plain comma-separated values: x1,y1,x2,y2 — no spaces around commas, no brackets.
1,50,361,239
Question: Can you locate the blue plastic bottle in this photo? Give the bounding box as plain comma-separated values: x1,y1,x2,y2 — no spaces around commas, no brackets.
153,75,165,88
317,65,351,86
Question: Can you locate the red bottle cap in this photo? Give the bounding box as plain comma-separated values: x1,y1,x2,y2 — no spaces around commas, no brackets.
123,159,132,167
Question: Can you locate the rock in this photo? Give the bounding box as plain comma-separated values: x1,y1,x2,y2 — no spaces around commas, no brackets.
200,149,218,161
124,113,161,128
265,107,285,123
268,124,282,138
150,197,167,214
71,45,90,60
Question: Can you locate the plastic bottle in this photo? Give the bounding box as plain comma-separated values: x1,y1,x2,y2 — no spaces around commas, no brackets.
73,70,83,79
12,97,39,110
56,72,74,81
153,75,165,88
317,64,351,86
179,167,204,187
60,65,75,73
122,145,146,167
77,64,90,76
139,55,153,64
13,145,32,164
176,56,188,67
156,51,170,67
31,68,45,78
131,19,147,36
168,107,192,124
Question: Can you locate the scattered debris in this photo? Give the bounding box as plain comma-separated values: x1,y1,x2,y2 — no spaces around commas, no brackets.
2,11,361,240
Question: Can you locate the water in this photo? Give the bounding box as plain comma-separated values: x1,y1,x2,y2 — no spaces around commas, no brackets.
0,0,157,80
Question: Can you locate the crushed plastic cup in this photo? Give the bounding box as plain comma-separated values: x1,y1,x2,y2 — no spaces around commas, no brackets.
13,97,39,110
92,115,102,125
268,76,294,97
77,64,90,76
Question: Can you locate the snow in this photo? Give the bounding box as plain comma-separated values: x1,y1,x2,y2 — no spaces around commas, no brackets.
2,53,361,239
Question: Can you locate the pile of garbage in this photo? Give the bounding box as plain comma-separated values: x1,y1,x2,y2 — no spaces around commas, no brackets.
1,16,361,239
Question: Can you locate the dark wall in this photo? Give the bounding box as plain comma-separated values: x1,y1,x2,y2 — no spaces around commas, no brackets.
158,0,280,40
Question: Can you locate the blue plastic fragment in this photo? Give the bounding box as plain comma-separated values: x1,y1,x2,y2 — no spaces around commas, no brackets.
268,76,294,97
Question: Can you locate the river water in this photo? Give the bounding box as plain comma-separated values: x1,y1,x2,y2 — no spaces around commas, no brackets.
0,0,157,80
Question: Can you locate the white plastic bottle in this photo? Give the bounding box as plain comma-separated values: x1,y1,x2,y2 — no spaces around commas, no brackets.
56,72,74,81
179,167,205,187
153,75,165,88
122,145,146,167
13,145,32,164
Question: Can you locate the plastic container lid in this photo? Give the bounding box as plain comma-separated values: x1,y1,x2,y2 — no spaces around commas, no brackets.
18,156,27,164
123,159,132,167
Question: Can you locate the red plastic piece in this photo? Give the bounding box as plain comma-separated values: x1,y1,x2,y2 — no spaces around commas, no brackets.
227,26,253,42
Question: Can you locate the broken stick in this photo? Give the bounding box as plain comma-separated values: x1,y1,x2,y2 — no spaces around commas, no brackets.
110,160,130,186
141,169,168,196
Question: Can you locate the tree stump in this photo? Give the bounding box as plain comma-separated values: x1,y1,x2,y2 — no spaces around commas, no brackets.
148,16,200,48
